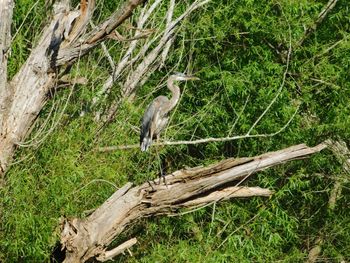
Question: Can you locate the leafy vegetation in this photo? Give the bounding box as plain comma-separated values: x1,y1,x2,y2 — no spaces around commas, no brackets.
1,0,350,262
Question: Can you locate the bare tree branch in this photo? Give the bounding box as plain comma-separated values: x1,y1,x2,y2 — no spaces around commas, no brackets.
160,0,176,67
60,142,326,262
247,12,292,135
91,0,163,112
99,0,210,126
0,0,149,177
296,0,339,48
0,0,15,174
97,104,299,152
96,238,137,262
181,186,273,207
56,0,147,66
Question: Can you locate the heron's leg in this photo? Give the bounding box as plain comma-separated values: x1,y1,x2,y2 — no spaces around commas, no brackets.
147,180,156,192
146,150,156,189
156,135,167,186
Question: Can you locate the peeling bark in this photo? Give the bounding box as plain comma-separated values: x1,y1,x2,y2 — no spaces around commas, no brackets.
56,0,147,66
60,142,326,262
0,0,15,175
0,0,146,177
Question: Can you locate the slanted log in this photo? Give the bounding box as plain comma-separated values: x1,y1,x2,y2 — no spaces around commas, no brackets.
60,142,326,262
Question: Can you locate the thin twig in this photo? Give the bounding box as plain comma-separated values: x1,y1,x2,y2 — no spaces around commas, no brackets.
91,0,162,110
208,201,216,237
71,179,119,197
16,44,87,148
217,212,261,249
160,0,176,66
229,95,250,136
97,104,299,151
90,21,115,70
11,0,40,41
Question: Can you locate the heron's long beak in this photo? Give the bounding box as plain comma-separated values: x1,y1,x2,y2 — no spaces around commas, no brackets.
186,76,200,81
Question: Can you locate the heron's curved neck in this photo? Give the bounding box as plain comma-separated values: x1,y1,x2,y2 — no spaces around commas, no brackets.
165,77,180,114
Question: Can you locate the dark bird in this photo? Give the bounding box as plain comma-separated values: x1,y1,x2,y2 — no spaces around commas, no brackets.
140,73,199,151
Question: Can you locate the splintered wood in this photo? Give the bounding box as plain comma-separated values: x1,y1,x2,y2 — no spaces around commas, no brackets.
0,0,146,177
60,143,326,263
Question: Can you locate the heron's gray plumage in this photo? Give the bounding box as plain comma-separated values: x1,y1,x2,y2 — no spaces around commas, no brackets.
140,96,169,151
140,74,199,151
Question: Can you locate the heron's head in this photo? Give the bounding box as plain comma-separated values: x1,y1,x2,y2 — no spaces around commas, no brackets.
172,72,200,81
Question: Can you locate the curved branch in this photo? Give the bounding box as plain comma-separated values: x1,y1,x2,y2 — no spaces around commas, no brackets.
246,16,292,135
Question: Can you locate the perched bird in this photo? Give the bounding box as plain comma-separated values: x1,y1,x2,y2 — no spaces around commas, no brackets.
140,73,199,151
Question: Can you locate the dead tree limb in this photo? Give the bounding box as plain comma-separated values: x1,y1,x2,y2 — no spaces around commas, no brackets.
100,0,210,124
60,142,326,262
96,238,137,262
56,0,148,65
0,0,208,177
296,0,338,48
0,0,14,95
0,0,15,176
0,0,147,177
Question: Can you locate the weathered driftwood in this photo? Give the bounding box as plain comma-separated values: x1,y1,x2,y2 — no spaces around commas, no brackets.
60,142,326,263
0,0,146,177
0,0,15,178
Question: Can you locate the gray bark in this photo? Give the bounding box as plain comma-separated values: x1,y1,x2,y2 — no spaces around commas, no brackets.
60,142,326,263
0,0,146,177
0,0,15,175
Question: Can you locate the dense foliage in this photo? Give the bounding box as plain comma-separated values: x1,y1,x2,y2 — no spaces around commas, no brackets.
1,0,350,262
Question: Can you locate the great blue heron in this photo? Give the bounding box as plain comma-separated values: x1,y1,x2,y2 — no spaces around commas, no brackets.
140,73,199,151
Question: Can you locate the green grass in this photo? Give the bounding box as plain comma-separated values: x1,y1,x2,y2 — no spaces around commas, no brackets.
2,0,350,262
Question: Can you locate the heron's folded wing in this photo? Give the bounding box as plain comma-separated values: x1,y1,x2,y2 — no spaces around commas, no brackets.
140,102,156,144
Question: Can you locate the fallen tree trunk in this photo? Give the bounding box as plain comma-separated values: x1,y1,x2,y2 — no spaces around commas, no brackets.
60,142,327,262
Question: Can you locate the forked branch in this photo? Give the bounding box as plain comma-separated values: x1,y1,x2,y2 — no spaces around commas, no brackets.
0,0,147,177
61,142,326,262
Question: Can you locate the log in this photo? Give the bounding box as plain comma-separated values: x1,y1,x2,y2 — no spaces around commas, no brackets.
60,142,326,262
